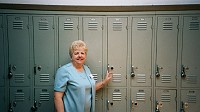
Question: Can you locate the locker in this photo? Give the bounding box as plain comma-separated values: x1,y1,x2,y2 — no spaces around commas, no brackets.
181,16,200,88
0,87,5,112
33,16,55,86
0,15,4,87
34,87,54,112
58,16,79,66
82,17,104,112
107,17,128,87
107,88,127,112
7,15,30,86
130,88,152,112
131,17,153,87
9,87,31,112
156,16,179,87
155,89,177,112
180,89,200,112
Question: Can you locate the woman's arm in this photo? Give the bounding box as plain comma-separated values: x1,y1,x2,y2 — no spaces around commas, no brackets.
54,91,65,112
96,71,112,91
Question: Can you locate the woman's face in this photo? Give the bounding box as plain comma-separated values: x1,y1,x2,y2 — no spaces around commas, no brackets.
71,47,86,66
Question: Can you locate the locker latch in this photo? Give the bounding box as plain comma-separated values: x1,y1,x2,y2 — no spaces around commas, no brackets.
31,100,38,111
131,66,138,77
156,65,163,77
8,103,13,112
181,101,189,112
131,100,138,110
155,101,163,112
8,65,13,79
181,65,189,78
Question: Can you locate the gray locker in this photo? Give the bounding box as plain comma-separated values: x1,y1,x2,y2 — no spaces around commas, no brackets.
58,16,79,66
107,17,128,87
34,87,54,112
82,17,104,112
0,15,4,87
0,87,5,112
107,88,127,112
131,88,152,112
131,17,153,87
33,16,55,86
156,16,178,87
181,16,200,88
155,89,177,112
180,89,200,112
7,15,30,86
9,87,31,112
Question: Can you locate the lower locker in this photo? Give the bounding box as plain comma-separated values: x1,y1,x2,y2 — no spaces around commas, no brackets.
0,87,5,112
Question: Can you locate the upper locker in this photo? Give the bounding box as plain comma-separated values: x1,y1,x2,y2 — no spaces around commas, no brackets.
82,17,104,112
7,15,30,86
181,16,200,88
0,15,6,112
131,16,153,87
33,16,55,86
106,17,128,112
58,16,79,66
156,16,179,87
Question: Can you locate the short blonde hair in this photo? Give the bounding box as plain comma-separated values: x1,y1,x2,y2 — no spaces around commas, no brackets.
69,40,88,58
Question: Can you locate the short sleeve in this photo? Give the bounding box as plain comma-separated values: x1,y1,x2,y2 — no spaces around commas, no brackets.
54,67,69,92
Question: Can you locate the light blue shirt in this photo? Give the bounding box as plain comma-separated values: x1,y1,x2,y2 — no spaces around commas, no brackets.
54,63,96,112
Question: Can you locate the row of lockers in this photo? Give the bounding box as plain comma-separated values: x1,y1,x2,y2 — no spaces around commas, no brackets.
0,11,200,112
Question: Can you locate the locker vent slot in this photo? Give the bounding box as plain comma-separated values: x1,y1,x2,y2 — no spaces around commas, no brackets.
161,94,171,102
187,93,197,103
136,92,146,101
113,22,122,31
64,21,73,30
112,74,121,83
189,21,199,30
112,92,122,101
95,94,98,101
14,74,25,83
137,74,146,83
163,22,173,30
15,92,25,101
186,75,197,84
137,22,147,30
92,74,98,82
161,74,171,83
88,22,98,30
13,21,23,29
40,74,50,82
39,21,49,30
40,93,50,101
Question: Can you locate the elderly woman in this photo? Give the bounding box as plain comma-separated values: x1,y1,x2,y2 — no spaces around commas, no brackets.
54,40,112,112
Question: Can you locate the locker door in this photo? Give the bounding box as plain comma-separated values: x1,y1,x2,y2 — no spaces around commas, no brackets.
107,88,127,112
0,15,4,87
9,87,31,112
7,15,30,86
131,88,152,112
155,89,177,112
131,17,153,87
181,16,200,88
34,88,54,112
156,16,178,87
33,16,55,86
58,16,79,66
107,17,128,87
0,87,5,112
180,89,200,112
82,17,103,112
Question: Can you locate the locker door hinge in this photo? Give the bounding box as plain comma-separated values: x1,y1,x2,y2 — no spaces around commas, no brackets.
77,25,80,30
126,25,131,30
178,25,183,29
151,25,156,29
52,25,55,29
101,25,104,30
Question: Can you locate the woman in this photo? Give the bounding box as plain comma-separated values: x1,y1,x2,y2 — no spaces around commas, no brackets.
54,40,112,112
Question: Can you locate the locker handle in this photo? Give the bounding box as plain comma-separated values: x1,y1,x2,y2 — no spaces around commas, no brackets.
8,103,13,112
107,100,110,110
156,65,163,77
31,100,38,111
131,66,138,77
8,65,13,79
181,65,188,78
